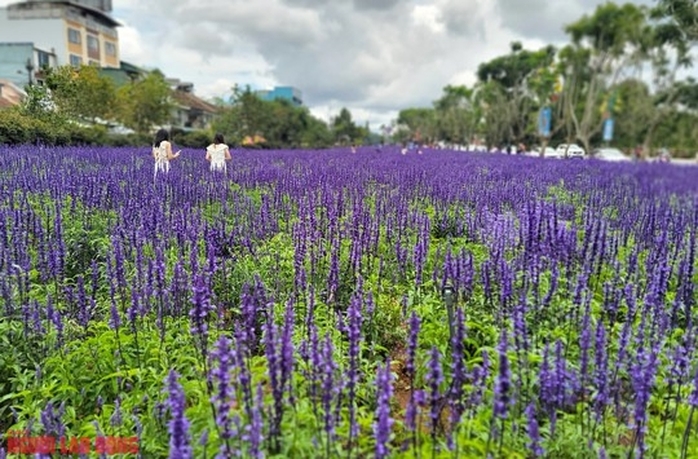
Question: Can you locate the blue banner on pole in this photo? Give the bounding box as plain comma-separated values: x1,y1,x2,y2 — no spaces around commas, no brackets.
603,118,614,141
538,107,552,137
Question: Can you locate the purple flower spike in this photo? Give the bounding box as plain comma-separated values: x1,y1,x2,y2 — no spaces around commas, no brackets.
374,361,394,459
164,370,192,459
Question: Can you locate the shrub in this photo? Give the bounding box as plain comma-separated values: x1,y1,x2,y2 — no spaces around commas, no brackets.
105,132,151,147
0,109,116,146
172,128,213,149
0,109,34,144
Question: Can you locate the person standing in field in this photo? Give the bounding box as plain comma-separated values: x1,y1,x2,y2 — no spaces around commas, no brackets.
152,128,180,178
205,133,232,173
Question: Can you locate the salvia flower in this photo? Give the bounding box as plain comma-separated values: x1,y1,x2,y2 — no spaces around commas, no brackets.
592,322,609,421
164,370,192,459
493,329,512,419
525,403,544,457
246,383,265,459
209,336,237,455
373,360,394,459
110,397,122,427
189,273,214,339
427,346,443,435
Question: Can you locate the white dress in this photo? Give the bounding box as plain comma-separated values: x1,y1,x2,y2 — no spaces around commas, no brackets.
153,142,170,177
207,143,229,173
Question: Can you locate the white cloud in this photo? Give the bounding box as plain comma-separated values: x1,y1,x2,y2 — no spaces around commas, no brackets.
117,24,149,64
411,5,445,34
0,0,642,129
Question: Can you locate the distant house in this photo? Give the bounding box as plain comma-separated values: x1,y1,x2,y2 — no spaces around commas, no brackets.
168,79,218,130
255,86,303,107
0,78,26,109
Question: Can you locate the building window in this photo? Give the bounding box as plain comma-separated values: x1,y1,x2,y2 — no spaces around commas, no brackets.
37,51,50,68
87,35,100,59
69,54,82,67
105,41,116,56
87,35,99,51
68,28,81,44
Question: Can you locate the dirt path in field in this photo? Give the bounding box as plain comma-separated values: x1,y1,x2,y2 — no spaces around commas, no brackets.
388,334,451,438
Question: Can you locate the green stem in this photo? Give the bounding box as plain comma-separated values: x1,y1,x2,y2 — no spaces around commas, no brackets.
660,386,674,453
497,417,505,458
680,406,694,459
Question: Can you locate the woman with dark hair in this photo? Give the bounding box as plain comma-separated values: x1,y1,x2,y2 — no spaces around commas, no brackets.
205,132,231,173
152,128,180,177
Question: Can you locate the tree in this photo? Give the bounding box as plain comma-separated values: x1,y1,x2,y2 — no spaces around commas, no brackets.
656,0,698,41
396,108,437,144
332,108,366,145
44,65,116,123
664,78,698,154
474,81,511,148
116,69,173,134
562,2,647,154
630,5,695,155
433,85,479,146
612,78,653,148
476,42,557,145
301,115,334,148
556,45,596,153
527,58,567,155
19,83,56,121
212,85,333,148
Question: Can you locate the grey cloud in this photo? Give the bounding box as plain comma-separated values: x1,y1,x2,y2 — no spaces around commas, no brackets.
173,22,243,58
281,0,402,10
158,0,450,105
173,1,326,48
282,0,345,6
494,0,653,42
494,0,585,41
438,0,487,38
352,0,402,11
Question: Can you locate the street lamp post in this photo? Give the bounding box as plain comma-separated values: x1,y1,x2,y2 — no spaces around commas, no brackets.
25,58,34,86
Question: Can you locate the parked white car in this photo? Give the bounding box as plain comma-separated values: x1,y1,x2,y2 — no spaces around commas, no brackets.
591,148,631,162
556,143,586,159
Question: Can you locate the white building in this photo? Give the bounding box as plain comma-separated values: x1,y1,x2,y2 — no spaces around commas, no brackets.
0,0,121,70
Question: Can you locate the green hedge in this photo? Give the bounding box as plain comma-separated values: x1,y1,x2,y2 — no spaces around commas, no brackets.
0,109,111,146
0,109,210,148
171,128,214,149
105,132,152,147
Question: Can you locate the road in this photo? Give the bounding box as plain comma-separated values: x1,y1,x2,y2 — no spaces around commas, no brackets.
670,158,698,166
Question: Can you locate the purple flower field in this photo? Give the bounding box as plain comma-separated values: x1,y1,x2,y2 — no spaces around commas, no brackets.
0,144,697,458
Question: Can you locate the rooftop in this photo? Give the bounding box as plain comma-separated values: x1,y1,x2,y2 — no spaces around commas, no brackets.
0,79,26,108
5,0,122,27
171,89,218,114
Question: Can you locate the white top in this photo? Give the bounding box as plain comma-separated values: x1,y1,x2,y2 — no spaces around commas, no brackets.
153,140,171,176
207,143,229,163
153,140,170,162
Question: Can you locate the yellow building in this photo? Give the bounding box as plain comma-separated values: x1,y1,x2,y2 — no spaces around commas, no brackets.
0,0,120,69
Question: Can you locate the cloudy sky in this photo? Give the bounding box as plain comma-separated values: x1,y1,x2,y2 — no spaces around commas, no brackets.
1,0,650,129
